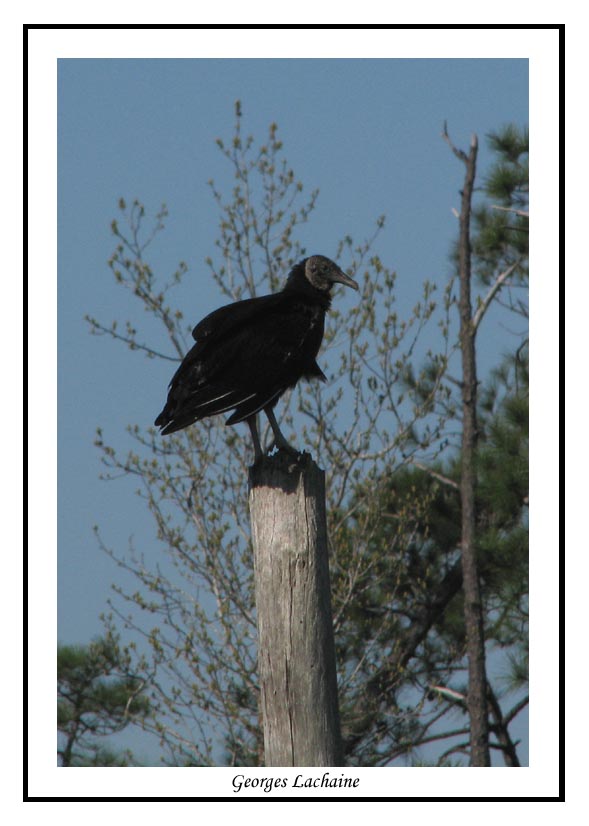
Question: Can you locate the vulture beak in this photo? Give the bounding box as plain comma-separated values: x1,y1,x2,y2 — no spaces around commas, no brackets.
331,268,360,291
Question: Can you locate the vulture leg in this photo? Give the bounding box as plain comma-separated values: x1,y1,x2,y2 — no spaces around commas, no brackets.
247,415,264,462
264,406,298,456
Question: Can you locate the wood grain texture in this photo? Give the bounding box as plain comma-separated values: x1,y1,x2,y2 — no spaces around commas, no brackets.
249,451,343,767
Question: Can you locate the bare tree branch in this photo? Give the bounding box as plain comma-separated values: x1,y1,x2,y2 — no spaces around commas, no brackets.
410,460,460,491
472,260,521,332
491,205,529,218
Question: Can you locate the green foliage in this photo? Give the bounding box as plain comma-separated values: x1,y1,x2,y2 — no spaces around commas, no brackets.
57,632,150,766
485,125,529,201
332,344,528,765
472,125,529,293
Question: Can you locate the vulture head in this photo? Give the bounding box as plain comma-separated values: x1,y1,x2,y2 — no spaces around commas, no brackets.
303,255,359,293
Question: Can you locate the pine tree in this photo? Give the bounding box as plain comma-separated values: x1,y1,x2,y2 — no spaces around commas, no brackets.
58,633,150,766
335,347,528,765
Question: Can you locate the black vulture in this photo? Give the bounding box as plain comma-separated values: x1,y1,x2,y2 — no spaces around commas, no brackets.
154,255,359,459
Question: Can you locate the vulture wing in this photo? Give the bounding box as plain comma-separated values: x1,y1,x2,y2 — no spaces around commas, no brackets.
154,291,326,434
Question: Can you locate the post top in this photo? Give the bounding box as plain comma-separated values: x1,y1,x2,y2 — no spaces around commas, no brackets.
248,449,324,492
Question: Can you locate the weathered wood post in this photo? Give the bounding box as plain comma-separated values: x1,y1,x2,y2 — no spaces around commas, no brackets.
248,450,343,767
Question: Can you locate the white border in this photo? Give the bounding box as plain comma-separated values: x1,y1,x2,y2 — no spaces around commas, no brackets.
24,23,560,805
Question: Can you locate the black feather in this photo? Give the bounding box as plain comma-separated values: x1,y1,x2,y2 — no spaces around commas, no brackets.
154,255,358,453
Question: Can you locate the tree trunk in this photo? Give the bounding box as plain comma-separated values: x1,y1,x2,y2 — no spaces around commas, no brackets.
454,131,491,767
248,451,343,767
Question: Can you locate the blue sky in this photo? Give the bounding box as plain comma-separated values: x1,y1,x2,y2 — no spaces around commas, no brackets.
58,56,528,633
57,57,529,766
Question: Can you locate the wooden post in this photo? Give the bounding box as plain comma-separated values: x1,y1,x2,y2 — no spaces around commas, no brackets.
248,451,343,767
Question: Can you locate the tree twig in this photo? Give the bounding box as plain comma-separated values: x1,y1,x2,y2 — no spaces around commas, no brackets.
442,121,470,164
472,260,521,332
429,684,467,706
491,205,529,218
410,460,460,491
